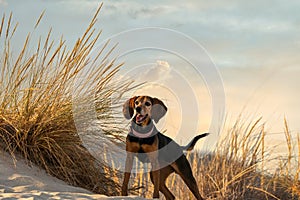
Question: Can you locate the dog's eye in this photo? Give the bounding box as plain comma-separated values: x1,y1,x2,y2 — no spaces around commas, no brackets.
135,101,139,105
145,102,151,107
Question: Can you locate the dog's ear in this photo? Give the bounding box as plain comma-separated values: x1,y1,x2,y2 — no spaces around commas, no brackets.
123,96,138,120
151,98,167,123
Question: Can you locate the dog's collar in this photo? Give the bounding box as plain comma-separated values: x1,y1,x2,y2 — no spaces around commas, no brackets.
129,122,157,138
130,126,154,138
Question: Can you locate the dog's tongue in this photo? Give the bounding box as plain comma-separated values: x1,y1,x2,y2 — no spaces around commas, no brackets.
136,114,144,122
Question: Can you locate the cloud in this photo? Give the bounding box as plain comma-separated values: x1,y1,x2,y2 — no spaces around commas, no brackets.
127,6,167,19
127,60,172,85
156,60,170,68
0,0,7,6
99,0,300,72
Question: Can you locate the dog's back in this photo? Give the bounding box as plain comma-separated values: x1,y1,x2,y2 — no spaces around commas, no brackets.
133,132,208,164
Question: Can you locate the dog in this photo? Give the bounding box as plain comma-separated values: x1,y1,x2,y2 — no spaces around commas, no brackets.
121,96,208,200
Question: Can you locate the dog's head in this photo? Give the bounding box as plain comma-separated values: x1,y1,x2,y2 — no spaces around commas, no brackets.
123,96,167,126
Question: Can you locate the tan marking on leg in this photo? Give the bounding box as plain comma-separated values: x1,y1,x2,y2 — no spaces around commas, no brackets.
142,136,160,198
122,141,140,196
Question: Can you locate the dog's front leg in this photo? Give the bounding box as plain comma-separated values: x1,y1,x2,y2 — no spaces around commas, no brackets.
122,153,134,196
148,151,160,198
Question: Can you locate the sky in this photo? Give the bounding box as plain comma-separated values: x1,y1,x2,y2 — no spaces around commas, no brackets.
1,0,300,148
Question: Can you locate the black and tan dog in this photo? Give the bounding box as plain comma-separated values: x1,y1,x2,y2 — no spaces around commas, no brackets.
121,96,208,200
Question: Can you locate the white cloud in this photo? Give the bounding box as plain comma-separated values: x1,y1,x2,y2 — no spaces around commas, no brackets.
129,60,172,84
156,60,170,69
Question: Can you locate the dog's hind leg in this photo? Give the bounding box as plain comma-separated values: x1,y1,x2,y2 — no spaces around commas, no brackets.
179,172,203,200
172,156,204,200
160,184,175,200
150,167,175,200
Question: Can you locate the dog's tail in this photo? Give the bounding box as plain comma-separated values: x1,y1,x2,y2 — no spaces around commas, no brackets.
182,133,209,151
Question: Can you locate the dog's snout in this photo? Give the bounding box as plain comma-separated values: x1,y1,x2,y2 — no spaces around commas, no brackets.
136,106,141,113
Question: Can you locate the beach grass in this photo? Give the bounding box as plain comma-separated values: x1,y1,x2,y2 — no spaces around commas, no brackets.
0,6,299,200
0,5,128,195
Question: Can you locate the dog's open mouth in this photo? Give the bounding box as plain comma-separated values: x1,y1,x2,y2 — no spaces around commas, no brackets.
136,114,148,123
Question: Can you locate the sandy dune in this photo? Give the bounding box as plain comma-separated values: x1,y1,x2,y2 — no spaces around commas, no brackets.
0,151,147,200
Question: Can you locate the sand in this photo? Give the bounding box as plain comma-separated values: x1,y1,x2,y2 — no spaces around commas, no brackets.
0,151,147,200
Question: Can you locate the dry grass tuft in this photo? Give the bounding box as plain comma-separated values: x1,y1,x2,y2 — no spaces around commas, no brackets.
0,5,127,195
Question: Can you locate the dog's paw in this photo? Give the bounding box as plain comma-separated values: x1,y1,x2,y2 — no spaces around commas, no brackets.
121,190,128,196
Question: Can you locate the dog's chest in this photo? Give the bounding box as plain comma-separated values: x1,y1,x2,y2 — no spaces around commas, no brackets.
127,135,156,146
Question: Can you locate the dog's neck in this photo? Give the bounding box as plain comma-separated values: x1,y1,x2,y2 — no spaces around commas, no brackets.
130,120,157,138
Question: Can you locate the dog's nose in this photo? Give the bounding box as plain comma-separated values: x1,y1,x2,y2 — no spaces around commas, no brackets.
136,106,141,113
